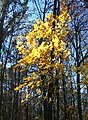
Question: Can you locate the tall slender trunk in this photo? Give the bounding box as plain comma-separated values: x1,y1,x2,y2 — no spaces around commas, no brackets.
48,82,53,120
0,20,3,56
56,1,60,120
0,69,4,120
47,1,57,120
0,19,4,120
77,73,82,120
56,79,59,120
62,77,67,120
75,28,82,120
42,77,48,120
26,102,29,120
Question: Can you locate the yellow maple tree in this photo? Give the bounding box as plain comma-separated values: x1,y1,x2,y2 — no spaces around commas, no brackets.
14,5,71,97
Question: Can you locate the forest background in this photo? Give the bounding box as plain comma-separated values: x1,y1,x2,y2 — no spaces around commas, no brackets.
0,0,88,120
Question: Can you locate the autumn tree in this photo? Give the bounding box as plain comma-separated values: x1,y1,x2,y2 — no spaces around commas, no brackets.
14,1,71,120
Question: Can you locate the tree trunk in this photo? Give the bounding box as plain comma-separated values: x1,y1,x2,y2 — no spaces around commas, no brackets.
63,78,67,120
56,1,60,119
0,20,3,55
56,79,59,120
26,102,29,120
75,30,82,120
43,87,48,120
77,73,82,120
48,83,53,120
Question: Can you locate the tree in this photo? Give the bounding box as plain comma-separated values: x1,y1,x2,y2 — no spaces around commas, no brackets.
14,1,71,120
0,1,28,120
67,0,88,119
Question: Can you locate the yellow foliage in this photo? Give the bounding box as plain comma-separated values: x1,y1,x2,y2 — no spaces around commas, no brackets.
21,100,24,103
14,83,27,90
73,61,88,86
73,66,80,72
14,5,71,94
27,82,33,87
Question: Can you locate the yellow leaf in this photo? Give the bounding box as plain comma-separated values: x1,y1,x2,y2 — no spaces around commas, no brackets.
27,82,33,87
36,81,41,87
31,85,34,89
21,100,24,103
49,98,52,103
26,94,30,99
14,85,23,90
78,71,81,74
71,91,75,95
